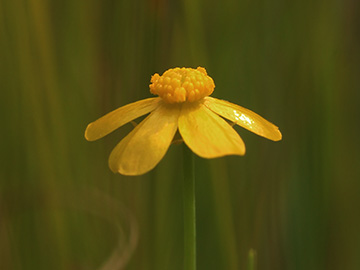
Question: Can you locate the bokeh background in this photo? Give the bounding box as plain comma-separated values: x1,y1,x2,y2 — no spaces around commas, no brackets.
1,0,360,269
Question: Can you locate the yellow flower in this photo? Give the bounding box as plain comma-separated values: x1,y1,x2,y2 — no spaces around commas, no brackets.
85,67,282,176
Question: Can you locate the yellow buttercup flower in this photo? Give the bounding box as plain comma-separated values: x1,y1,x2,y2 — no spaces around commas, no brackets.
85,67,282,176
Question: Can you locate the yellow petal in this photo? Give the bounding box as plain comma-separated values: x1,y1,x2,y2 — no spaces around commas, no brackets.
178,102,245,158
85,97,161,141
204,97,282,141
109,103,180,176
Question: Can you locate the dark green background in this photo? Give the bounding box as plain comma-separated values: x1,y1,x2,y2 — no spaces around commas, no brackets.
1,0,359,269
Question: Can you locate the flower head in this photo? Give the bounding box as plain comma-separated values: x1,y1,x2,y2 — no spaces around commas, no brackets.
85,67,282,176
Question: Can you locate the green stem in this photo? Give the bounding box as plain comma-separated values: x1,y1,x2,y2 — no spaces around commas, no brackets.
247,249,257,270
183,144,196,270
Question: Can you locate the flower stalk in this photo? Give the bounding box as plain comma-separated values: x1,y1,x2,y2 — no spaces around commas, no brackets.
183,144,196,270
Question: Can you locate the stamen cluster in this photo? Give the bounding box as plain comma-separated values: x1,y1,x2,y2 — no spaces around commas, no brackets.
149,67,215,103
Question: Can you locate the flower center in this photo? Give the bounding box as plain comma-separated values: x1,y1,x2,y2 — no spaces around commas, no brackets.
149,67,215,103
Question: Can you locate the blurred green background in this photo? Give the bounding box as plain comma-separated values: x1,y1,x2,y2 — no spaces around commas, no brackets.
1,0,360,269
